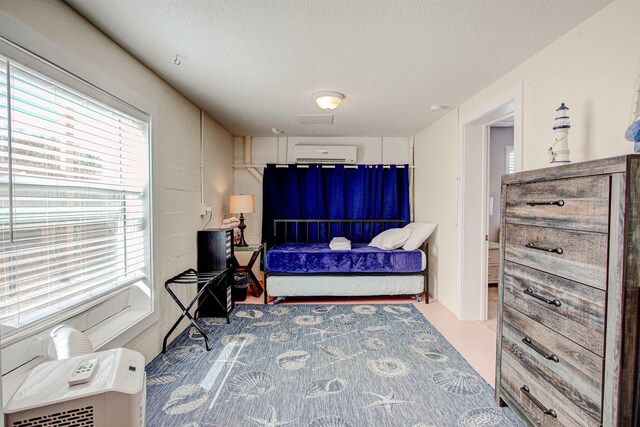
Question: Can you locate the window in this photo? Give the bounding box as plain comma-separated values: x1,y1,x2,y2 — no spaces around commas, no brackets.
0,52,150,339
505,145,515,174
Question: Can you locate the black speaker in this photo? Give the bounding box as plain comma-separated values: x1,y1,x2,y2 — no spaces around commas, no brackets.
197,229,235,317
197,229,234,272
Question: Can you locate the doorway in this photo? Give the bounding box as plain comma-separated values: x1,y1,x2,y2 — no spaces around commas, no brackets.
484,122,514,331
457,84,523,321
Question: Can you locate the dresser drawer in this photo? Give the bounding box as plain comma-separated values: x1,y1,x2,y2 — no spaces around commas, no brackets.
504,223,608,290
502,305,603,422
502,261,606,355
501,352,600,427
505,175,610,233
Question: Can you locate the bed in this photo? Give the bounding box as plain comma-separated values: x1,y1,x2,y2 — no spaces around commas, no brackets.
263,219,429,304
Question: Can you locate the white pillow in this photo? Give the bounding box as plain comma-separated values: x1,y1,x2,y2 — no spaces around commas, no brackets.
402,222,437,250
369,227,412,250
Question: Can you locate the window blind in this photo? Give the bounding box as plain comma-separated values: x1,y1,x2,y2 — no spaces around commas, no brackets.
0,54,150,332
505,145,515,174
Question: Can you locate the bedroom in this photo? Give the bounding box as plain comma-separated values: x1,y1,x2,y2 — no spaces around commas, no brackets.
0,0,639,426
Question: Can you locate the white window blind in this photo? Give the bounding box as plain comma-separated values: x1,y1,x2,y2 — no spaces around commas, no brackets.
505,145,515,174
0,54,150,334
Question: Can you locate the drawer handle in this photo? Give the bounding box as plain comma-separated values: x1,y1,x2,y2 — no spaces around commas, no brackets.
525,199,565,207
523,288,561,307
525,242,563,254
520,385,558,418
522,337,560,363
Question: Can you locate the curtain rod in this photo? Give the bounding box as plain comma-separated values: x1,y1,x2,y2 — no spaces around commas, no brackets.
232,164,415,169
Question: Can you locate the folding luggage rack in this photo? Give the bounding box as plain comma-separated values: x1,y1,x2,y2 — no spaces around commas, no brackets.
162,268,229,353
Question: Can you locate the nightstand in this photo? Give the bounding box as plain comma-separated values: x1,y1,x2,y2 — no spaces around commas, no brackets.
232,243,263,297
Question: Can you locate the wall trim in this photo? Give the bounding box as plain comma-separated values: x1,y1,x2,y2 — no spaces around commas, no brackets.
456,83,523,320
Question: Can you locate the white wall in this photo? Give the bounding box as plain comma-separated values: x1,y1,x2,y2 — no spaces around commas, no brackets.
488,127,514,242
0,0,235,362
414,0,640,316
414,111,459,307
232,136,412,270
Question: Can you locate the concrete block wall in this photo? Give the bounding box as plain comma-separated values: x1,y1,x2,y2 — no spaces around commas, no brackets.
0,0,235,362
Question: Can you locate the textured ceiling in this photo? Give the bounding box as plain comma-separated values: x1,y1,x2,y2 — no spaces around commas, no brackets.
65,0,612,137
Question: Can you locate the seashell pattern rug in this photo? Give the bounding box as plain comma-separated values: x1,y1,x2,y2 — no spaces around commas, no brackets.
145,304,524,427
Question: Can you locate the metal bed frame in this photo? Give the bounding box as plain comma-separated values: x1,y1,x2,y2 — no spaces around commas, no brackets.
263,219,429,304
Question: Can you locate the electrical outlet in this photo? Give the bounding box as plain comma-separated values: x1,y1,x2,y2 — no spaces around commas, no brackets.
199,204,211,216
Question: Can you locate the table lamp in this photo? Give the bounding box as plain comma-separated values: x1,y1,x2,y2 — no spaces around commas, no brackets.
229,194,255,247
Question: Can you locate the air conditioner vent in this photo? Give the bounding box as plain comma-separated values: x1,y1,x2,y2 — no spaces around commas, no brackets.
12,405,94,427
292,145,357,164
296,157,347,164
297,114,334,125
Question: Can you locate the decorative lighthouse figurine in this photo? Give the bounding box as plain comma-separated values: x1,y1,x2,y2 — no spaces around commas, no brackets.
549,103,572,164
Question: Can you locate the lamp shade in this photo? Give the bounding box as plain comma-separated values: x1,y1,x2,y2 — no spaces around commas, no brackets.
229,194,255,214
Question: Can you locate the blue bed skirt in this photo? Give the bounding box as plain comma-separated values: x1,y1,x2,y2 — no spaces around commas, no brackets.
265,243,424,274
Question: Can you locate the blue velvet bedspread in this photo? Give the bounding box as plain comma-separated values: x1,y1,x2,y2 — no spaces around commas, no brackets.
265,243,424,273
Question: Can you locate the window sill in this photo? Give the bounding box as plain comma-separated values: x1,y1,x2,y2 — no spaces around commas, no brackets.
1,284,157,407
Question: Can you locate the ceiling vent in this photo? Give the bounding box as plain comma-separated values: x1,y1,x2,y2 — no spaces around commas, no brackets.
298,114,334,125
293,145,357,164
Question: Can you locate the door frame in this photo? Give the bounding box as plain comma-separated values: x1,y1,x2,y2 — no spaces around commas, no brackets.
456,83,523,321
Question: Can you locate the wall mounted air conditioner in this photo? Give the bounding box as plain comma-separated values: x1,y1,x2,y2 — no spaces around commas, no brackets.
293,145,357,164
4,348,146,427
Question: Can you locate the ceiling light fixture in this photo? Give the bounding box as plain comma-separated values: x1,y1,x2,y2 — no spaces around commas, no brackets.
313,91,345,111
271,128,283,135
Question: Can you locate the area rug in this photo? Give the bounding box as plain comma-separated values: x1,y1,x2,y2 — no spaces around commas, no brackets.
145,304,524,427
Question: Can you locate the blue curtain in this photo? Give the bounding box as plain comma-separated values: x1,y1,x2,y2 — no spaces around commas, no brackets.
262,164,410,244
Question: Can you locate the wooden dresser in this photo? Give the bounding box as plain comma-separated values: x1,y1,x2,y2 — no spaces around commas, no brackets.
495,155,640,427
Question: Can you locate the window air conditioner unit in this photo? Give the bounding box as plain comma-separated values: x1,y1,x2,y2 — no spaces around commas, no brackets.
293,145,357,164
4,348,146,427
